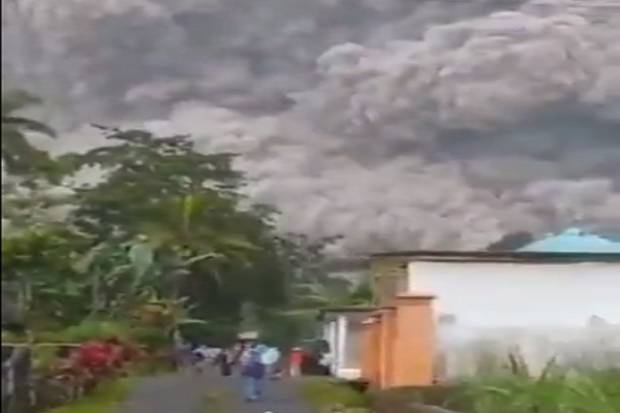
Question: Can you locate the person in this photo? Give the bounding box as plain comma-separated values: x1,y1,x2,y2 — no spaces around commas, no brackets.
191,344,210,373
289,347,303,377
175,341,193,372
231,342,244,368
240,342,266,402
260,346,281,380
215,347,232,376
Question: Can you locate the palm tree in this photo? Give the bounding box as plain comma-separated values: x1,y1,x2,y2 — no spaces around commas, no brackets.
1,90,58,180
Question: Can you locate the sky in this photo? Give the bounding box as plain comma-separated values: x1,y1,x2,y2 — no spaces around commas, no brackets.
2,0,620,256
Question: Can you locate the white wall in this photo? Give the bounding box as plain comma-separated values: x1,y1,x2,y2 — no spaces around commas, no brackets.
408,261,620,327
407,260,620,378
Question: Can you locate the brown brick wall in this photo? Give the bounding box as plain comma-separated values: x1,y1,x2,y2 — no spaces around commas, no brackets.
369,257,409,306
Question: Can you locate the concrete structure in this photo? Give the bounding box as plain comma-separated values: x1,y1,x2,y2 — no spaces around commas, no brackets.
320,307,376,380
325,230,620,389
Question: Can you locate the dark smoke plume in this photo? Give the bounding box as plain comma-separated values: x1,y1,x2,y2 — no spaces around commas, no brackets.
2,0,620,255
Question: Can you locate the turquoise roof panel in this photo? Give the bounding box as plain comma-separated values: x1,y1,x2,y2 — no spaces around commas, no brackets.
518,228,620,253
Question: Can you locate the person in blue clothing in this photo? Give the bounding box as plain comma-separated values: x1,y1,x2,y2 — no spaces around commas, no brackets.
240,341,266,402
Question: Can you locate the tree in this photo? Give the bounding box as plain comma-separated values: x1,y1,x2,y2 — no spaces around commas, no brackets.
64,127,241,238
63,127,289,320
1,226,91,326
1,90,60,182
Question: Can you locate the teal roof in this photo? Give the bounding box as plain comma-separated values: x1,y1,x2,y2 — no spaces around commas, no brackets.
518,228,620,253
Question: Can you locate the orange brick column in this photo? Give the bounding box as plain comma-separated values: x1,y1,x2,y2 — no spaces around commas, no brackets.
360,316,380,386
390,294,436,387
378,308,396,388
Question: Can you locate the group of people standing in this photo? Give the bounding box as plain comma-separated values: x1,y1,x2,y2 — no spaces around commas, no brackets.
179,340,282,403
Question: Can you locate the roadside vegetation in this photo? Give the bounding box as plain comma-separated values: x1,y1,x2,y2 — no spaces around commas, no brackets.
45,378,135,413
371,365,620,413
301,378,371,413
1,90,365,412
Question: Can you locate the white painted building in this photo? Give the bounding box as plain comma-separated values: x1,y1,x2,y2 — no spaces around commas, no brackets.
320,308,375,380
322,229,620,381
402,228,620,379
407,256,620,378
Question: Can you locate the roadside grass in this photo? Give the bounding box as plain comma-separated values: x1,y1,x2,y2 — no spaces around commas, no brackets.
45,377,135,413
371,367,620,413
300,378,371,413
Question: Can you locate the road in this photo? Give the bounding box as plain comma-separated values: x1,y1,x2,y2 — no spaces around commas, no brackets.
113,368,311,413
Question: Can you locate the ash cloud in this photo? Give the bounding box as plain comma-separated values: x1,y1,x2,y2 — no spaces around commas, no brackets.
2,0,620,255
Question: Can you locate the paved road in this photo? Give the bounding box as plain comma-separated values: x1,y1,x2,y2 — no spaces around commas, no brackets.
113,369,311,413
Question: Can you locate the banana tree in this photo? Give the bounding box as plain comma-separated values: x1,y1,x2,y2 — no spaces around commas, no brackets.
72,237,158,316
138,193,260,289
131,293,208,341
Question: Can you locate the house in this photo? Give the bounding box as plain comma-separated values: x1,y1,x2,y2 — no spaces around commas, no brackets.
321,229,620,388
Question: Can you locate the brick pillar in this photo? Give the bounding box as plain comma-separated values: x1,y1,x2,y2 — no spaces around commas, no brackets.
361,315,381,387
391,294,436,387
378,308,396,388
370,258,408,306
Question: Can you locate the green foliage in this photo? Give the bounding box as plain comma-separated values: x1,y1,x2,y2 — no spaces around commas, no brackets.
370,370,620,413
447,368,620,413
1,227,92,325
32,346,60,371
59,127,292,320
258,308,319,348
64,127,241,239
347,280,374,305
128,327,169,352
35,320,132,343
1,90,338,350
301,378,370,413
45,378,135,413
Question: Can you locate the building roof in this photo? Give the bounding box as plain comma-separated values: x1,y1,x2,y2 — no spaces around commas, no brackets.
518,228,620,253
369,250,620,263
370,228,620,263
318,306,378,321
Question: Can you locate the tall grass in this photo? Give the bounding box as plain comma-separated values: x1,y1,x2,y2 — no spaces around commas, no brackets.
448,364,620,413
372,355,619,413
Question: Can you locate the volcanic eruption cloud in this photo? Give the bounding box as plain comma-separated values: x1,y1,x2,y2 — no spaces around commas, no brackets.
2,0,620,255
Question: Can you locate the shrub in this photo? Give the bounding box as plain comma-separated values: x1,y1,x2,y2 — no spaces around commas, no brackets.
36,320,132,344
128,327,169,352
45,377,135,413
